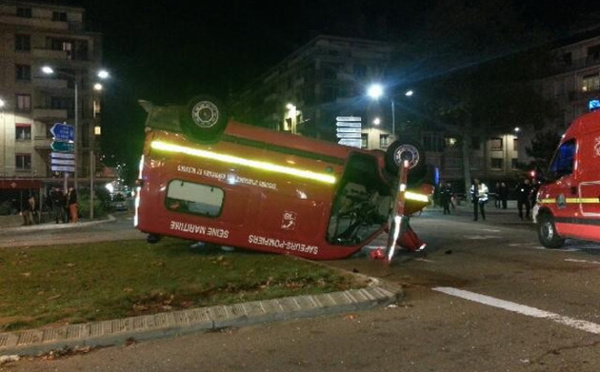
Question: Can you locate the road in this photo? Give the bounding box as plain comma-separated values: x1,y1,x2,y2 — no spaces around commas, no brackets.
3,208,600,371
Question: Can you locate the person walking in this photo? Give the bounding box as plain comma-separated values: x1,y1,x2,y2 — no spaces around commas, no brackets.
499,182,509,209
516,178,532,220
469,178,489,221
494,182,501,208
67,187,78,223
51,187,65,223
440,182,453,215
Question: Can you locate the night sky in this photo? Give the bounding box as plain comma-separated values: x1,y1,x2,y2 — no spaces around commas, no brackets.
58,0,599,177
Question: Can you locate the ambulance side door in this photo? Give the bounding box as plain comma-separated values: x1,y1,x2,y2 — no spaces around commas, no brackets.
579,132,600,217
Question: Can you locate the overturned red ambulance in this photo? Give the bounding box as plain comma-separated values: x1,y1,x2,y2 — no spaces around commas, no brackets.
534,109,600,248
134,95,433,260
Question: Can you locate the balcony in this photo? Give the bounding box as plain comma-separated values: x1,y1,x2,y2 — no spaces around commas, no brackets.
0,15,68,30
33,136,52,150
34,77,68,90
32,48,69,61
33,108,68,120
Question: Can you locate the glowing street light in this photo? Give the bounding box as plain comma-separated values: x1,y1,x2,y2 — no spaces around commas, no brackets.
367,83,414,135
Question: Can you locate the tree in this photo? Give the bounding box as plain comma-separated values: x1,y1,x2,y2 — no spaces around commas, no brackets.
397,0,558,195
519,130,562,174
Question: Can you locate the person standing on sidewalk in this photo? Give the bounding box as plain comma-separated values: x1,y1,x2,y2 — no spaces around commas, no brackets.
440,182,453,215
499,181,509,209
470,178,489,221
67,187,78,223
50,187,65,223
516,178,532,220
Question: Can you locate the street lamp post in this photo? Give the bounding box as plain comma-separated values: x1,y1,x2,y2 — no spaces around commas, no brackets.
42,66,109,220
367,84,414,136
0,98,5,176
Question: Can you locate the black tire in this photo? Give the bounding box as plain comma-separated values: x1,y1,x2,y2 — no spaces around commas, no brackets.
537,213,565,248
385,137,426,178
180,95,228,141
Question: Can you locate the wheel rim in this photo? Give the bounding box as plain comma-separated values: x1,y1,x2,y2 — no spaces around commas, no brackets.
542,220,554,241
394,144,420,169
191,101,219,128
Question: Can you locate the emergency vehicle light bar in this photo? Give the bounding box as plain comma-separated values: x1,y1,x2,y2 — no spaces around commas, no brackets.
151,141,337,185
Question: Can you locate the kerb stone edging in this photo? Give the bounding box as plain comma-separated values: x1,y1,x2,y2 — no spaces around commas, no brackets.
0,285,401,357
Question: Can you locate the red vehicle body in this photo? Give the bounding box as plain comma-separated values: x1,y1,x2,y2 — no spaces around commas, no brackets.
135,96,432,260
534,110,600,248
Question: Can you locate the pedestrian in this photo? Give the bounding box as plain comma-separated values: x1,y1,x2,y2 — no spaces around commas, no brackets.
67,186,78,223
494,182,501,208
21,198,32,226
516,178,532,220
27,194,38,224
469,178,489,221
499,182,509,209
440,182,453,215
51,187,65,223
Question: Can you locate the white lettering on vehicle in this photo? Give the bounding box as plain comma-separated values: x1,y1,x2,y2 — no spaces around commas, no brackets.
595,137,600,157
176,165,278,190
247,235,318,255
170,220,229,239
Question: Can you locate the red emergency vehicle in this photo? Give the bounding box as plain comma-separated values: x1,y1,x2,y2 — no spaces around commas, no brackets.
534,109,600,248
134,95,433,260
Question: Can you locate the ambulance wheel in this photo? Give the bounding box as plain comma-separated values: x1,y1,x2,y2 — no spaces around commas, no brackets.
147,234,161,244
385,137,426,178
537,214,565,249
181,95,228,141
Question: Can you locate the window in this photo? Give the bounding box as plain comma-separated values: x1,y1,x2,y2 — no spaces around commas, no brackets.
165,180,224,217
511,158,519,169
52,11,67,21
361,133,368,149
588,45,600,60
549,139,576,178
15,94,31,112
15,64,31,81
561,52,572,65
15,154,31,171
379,134,390,148
491,158,503,169
15,124,31,140
16,7,32,18
15,34,30,51
471,136,480,150
582,74,600,92
490,137,503,151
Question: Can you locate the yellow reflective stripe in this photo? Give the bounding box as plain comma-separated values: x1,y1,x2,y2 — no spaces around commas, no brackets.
540,198,600,204
151,140,337,184
405,191,429,203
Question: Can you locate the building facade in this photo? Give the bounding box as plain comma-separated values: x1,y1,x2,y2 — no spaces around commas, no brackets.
0,0,103,208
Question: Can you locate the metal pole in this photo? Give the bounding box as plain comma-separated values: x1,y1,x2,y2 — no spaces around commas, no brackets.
74,80,78,192
90,149,94,219
391,99,396,136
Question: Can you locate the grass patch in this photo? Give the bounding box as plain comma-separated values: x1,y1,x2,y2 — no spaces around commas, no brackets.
0,238,363,332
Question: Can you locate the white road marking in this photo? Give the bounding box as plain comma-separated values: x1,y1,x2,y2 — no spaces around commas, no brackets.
433,287,600,335
464,235,500,240
564,258,600,265
480,229,501,232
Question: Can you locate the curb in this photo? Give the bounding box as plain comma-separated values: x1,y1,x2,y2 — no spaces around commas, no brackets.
0,285,401,357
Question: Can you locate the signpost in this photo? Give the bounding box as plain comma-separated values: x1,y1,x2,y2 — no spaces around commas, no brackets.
50,123,75,189
336,116,362,149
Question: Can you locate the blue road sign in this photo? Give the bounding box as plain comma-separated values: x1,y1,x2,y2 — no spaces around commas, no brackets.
50,123,74,142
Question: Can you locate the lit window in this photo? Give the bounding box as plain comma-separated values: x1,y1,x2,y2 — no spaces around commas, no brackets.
15,124,31,140
379,134,390,148
490,137,503,151
15,94,31,112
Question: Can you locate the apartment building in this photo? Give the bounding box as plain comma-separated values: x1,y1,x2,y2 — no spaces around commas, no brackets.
0,0,103,205
231,35,395,145
538,27,600,131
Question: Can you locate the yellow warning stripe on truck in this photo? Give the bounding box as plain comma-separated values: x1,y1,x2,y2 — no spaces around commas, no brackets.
539,198,600,204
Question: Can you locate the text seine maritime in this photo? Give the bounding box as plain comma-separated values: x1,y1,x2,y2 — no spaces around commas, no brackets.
169,221,229,239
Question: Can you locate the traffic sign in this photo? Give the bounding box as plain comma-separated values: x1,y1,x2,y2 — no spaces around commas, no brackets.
336,121,361,127
51,158,75,166
336,116,361,122
51,165,75,172
50,123,74,142
51,152,75,159
51,141,74,153
338,138,362,148
336,132,362,139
